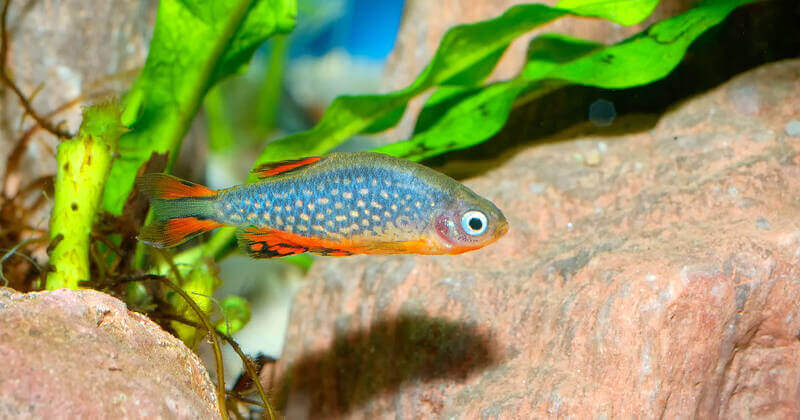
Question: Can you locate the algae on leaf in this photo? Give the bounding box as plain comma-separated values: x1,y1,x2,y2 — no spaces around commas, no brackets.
103,0,297,215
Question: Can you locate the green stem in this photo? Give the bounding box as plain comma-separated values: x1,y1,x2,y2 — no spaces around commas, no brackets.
46,103,126,290
156,259,229,420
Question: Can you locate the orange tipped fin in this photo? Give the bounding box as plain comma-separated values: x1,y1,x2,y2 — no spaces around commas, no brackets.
236,227,358,258
138,217,222,248
251,157,321,179
236,227,309,258
136,173,217,200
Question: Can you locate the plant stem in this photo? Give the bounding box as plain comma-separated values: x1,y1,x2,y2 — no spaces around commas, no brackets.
46,103,126,289
158,252,229,420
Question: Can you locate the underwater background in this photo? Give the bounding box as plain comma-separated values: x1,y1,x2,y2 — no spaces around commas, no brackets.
0,0,799,418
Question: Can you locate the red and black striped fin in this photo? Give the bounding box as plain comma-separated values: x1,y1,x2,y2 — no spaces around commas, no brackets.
138,217,223,248
235,227,357,258
136,173,217,199
251,157,321,179
236,227,309,258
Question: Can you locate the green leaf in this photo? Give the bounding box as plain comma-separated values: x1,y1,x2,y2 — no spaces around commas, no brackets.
373,0,755,161
255,35,291,135
556,0,660,26
47,102,127,290
376,81,529,162
413,86,482,135
250,4,571,169
250,0,665,170
548,0,752,88
521,34,605,80
103,0,297,215
204,84,237,153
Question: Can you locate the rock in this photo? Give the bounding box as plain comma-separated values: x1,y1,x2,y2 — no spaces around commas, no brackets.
786,120,800,137
1,0,155,195
0,288,219,419
267,60,800,418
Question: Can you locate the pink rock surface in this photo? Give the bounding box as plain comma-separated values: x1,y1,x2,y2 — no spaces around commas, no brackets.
0,288,220,419
268,60,800,419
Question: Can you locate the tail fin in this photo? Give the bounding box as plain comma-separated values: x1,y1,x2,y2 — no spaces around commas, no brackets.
136,173,222,248
136,173,217,200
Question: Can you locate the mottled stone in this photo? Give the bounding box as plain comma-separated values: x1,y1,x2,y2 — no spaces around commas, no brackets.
0,288,219,419
1,0,155,195
268,61,800,418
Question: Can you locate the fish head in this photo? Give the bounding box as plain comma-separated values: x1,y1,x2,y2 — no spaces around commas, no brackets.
425,188,508,254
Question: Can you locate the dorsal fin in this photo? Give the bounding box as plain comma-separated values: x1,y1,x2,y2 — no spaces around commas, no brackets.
251,157,321,179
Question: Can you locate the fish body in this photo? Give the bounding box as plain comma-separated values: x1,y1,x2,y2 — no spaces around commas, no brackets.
137,152,507,257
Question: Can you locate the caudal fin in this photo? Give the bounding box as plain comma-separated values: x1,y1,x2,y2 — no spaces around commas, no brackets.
136,173,217,200
136,173,222,248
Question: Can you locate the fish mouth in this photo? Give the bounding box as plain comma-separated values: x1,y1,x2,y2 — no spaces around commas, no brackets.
495,220,509,237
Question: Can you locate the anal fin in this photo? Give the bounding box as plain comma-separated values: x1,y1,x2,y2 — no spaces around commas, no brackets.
236,227,309,258
139,217,222,248
236,226,358,258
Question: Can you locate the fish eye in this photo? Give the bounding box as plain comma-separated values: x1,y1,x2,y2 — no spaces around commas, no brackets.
461,210,488,236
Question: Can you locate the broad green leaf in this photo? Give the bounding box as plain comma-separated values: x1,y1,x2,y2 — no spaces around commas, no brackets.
250,1,660,169
404,35,603,152
373,0,755,161
549,0,750,88
361,105,407,134
557,0,660,26
47,103,127,290
376,34,602,161
521,34,605,80
375,81,537,162
103,0,297,215
413,86,482,135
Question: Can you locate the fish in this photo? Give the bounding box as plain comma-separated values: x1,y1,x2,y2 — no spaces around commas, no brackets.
136,152,508,258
